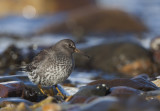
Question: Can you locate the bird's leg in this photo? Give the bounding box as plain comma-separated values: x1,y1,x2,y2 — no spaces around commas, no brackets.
55,85,65,99
38,84,49,96
65,95,73,102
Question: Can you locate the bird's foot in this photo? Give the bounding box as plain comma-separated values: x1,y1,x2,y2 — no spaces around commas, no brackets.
55,85,66,99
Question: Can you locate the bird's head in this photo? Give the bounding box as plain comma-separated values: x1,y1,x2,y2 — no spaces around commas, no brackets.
55,39,79,54
55,39,90,58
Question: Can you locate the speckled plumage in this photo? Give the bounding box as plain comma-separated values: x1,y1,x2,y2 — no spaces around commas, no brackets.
26,39,76,86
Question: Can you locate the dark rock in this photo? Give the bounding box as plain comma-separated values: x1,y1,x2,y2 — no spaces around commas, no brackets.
0,45,23,75
77,96,119,111
69,96,89,104
70,96,99,104
74,84,110,97
0,44,37,75
38,6,147,39
88,74,158,91
122,96,160,111
109,86,143,98
69,84,110,104
0,75,69,102
75,42,154,77
0,80,43,102
0,81,25,98
22,86,38,102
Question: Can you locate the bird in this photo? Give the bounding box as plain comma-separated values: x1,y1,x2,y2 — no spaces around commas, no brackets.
22,39,83,98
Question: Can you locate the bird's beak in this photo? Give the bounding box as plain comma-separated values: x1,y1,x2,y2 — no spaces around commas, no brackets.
74,48,81,53
74,48,90,58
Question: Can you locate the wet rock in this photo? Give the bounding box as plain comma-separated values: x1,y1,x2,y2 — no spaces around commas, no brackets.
78,95,160,111
22,86,39,102
0,80,40,102
124,96,160,111
88,74,158,91
0,75,69,102
68,84,110,103
142,90,160,101
38,6,147,40
0,97,33,107
0,81,25,98
74,96,119,111
69,96,91,104
75,42,154,77
74,84,110,97
109,86,143,98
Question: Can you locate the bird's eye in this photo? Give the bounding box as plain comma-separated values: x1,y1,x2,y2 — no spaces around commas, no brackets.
69,44,72,48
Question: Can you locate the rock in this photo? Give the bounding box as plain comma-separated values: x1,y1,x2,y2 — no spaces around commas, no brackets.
0,45,23,75
0,107,16,111
0,80,41,102
0,81,25,98
68,84,110,104
69,96,91,104
88,74,158,91
22,86,39,102
16,102,31,111
75,42,154,77
0,97,33,107
0,75,70,102
74,84,110,97
109,86,143,98
38,6,147,39
41,103,62,111
77,96,119,111
30,96,57,110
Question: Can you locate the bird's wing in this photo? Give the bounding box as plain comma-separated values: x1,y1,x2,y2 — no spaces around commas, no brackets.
26,49,49,72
